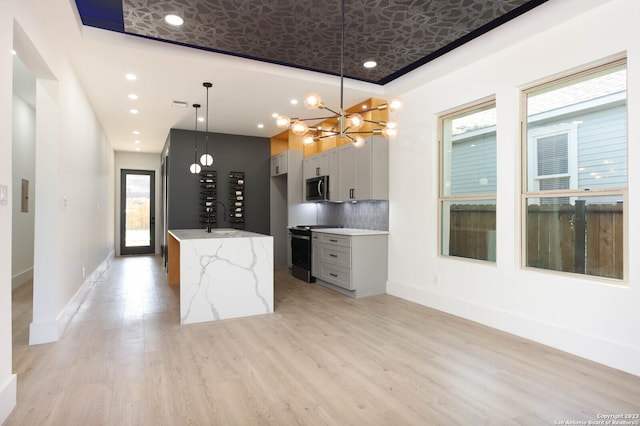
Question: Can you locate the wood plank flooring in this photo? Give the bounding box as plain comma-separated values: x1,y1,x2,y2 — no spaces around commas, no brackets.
6,255,640,425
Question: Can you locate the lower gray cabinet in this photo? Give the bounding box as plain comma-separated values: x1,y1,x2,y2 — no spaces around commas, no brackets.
312,231,388,297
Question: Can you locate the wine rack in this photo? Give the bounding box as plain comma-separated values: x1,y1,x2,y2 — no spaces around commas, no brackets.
199,171,217,227
229,171,245,228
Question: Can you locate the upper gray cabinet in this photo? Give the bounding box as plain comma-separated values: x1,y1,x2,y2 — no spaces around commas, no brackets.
271,151,289,176
337,137,389,201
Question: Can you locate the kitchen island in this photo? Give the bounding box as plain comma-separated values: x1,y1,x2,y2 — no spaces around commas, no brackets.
168,229,273,324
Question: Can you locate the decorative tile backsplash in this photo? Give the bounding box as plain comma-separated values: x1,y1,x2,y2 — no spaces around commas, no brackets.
316,201,389,231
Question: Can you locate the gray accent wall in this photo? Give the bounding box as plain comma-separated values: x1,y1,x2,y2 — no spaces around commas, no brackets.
164,128,270,235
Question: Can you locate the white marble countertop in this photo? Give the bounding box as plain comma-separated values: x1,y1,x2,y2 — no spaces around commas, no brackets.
169,228,269,241
312,228,389,236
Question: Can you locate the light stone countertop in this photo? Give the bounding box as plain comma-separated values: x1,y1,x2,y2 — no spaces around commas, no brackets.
169,228,269,241
312,228,389,236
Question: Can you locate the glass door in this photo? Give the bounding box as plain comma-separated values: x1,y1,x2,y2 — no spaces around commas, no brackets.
120,169,155,255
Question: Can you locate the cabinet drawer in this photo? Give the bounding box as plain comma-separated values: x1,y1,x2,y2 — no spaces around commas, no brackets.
318,233,351,247
318,244,350,268
318,263,352,290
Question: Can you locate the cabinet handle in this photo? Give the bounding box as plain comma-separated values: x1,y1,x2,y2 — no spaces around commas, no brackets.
330,273,338,277
350,188,354,199
276,166,279,174
329,239,338,242
329,254,338,257
316,167,320,176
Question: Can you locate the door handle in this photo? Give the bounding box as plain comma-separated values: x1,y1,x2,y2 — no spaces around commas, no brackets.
151,217,155,225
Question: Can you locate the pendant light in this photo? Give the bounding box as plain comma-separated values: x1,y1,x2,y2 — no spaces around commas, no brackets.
200,82,214,167
189,103,202,174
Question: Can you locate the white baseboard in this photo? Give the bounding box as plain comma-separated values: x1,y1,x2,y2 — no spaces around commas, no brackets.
386,278,640,377
29,251,114,345
11,268,33,290
0,373,17,424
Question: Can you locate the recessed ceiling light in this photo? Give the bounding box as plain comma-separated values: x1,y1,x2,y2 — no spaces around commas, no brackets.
135,147,141,151
290,99,298,105
125,73,137,81
129,108,139,114
272,113,279,118
257,124,264,129
363,60,377,68
128,94,138,100
172,100,188,108
164,14,184,26
11,49,16,55
134,140,141,144
198,117,205,122
133,130,140,135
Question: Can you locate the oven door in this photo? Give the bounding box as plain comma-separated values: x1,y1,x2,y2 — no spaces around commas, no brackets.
290,232,315,282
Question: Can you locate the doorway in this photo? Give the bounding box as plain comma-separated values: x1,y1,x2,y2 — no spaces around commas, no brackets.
120,169,155,255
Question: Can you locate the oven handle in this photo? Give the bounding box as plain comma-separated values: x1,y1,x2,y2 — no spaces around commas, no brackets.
291,234,310,240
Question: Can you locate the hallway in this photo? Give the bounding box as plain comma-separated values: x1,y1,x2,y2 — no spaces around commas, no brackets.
6,255,640,425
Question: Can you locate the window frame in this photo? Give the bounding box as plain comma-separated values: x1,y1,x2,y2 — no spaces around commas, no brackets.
520,57,628,282
438,97,497,263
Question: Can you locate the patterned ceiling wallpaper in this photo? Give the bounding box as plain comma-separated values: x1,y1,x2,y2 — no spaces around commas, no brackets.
122,0,542,84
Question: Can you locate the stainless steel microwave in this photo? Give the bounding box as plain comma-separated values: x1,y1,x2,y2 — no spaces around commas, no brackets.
306,176,329,202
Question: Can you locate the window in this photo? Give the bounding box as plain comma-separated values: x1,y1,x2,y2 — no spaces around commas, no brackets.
440,99,496,261
522,59,627,280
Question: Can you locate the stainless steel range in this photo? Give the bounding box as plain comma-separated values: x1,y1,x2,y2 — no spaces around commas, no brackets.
289,225,340,283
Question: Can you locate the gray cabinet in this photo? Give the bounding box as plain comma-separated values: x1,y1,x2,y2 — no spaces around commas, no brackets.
312,231,388,298
303,151,330,179
337,136,389,201
271,151,288,176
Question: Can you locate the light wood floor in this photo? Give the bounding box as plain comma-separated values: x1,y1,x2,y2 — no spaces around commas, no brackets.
6,255,640,425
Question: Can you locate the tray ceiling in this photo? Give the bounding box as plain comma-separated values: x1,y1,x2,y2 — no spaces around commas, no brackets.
74,0,547,84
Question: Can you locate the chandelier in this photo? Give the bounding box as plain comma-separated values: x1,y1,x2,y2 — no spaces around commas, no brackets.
275,0,401,147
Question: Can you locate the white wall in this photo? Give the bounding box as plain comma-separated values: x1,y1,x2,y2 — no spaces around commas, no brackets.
114,151,162,256
386,0,640,376
0,3,17,421
11,93,35,288
1,0,115,421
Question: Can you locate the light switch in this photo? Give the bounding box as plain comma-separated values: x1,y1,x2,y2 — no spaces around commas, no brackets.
0,184,8,206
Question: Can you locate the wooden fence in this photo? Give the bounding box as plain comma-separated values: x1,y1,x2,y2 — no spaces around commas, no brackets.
448,204,496,261
125,198,150,230
448,203,623,279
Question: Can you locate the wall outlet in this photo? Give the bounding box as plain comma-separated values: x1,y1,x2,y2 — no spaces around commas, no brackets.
82,267,85,278
0,184,8,205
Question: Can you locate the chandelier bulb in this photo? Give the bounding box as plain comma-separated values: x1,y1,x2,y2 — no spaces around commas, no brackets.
388,97,403,113
347,113,364,131
382,127,398,139
276,115,291,129
291,120,309,136
302,135,315,145
304,93,323,110
352,136,366,148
